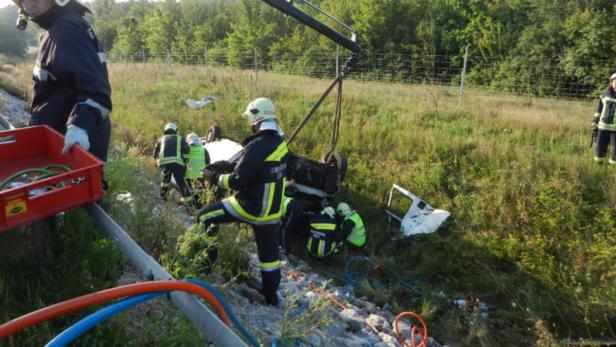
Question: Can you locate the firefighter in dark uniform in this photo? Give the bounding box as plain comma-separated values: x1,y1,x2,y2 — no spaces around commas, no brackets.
306,206,340,258
336,202,366,248
14,0,112,163
592,73,616,165
280,196,305,256
197,97,288,307
153,123,193,204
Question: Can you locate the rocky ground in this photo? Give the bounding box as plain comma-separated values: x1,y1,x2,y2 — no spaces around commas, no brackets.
0,88,29,127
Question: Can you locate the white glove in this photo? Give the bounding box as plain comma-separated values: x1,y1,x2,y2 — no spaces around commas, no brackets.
61,125,90,155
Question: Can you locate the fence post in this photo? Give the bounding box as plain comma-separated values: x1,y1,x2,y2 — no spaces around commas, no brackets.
204,47,208,75
336,45,339,76
459,44,470,102
142,47,146,64
254,47,258,93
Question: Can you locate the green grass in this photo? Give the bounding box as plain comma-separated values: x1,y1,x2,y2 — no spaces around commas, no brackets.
0,210,126,346
3,61,615,346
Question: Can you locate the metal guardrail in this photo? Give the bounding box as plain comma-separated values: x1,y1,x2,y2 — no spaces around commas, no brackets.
84,203,248,347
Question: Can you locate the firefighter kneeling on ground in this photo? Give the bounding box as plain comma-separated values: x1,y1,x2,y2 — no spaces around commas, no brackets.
592,72,616,165
336,202,366,248
306,206,340,258
196,97,288,307
185,132,210,208
153,122,194,205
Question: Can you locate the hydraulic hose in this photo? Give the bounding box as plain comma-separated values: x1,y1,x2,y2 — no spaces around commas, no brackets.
45,292,165,347
393,311,428,347
0,165,71,190
341,256,421,295
184,279,260,347
0,281,230,338
341,256,373,286
45,279,259,347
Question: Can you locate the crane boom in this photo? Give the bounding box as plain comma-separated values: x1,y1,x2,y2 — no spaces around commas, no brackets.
260,0,363,56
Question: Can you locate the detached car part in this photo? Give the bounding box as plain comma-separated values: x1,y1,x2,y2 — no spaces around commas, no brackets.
386,184,450,239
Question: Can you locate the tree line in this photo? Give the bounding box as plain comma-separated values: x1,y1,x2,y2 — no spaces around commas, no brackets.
2,0,615,98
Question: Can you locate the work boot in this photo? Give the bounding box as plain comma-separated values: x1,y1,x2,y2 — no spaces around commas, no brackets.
192,198,203,210
264,291,285,309
206,245,218,264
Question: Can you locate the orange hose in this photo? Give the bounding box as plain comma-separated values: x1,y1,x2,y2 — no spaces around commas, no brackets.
393,311,428,347
0,281,230,338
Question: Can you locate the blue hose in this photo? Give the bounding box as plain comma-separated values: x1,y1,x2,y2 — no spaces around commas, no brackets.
46,279,260,347
45,292,165,347
184,279,260,347
341,256,373,286
288,300,309,318
341,256,421,295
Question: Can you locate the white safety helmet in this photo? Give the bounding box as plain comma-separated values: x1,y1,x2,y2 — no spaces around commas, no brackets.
322,206,336,219
610,73,616,81
242,97,276,125
186,133,202,146
164,122,178,133
336,202,352,216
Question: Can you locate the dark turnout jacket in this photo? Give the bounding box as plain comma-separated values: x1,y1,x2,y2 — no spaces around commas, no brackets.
594,87,616,131
30,5,111,135
218,129,289,225
154,134,190,166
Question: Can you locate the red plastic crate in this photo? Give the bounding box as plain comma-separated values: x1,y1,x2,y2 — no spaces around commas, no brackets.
0,125,105,232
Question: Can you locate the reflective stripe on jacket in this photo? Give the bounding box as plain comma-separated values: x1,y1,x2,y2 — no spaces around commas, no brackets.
596,87,616,131
282,196,293,216
345,211,366,247
306,214,338,257
31,6,111,134
219,130,289,225
186,145,206,180
156,135,185,166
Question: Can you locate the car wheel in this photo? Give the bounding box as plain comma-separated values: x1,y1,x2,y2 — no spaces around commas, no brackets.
205,125,222,143
322,152,347,180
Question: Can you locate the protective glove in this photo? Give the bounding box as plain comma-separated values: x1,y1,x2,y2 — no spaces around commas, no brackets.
61,125,90,155
201,168,218,187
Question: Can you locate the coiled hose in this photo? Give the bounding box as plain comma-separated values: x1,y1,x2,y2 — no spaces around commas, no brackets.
0,164,71,191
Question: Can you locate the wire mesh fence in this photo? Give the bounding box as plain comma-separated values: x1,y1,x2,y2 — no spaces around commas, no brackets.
108,49,609,100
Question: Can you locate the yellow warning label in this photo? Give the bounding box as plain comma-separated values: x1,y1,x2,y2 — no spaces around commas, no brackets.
5,198,27,218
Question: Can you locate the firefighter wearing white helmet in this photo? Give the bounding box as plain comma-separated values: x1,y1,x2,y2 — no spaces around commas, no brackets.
164,122,178,132
195,97,288,306
153,123,193,204
336,202,366,247
14,0,111,188
243,97,276,124
306,206,341,258
242,97,284,135
592,73,616,165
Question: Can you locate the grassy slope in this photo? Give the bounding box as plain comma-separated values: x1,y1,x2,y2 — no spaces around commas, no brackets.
2,61,614,346
109,62,615,346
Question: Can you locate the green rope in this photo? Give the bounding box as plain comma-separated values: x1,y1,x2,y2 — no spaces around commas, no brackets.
0,165,71,191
